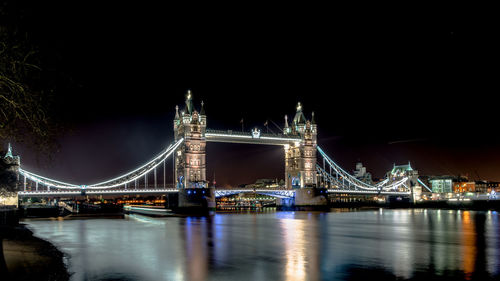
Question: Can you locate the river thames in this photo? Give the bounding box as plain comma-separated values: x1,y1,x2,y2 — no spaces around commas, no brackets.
24,209,500,281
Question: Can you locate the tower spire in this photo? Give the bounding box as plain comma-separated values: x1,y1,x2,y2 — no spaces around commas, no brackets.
185,89,194,114
175,105,180,120
311,111,315,124
4,143,13,158
200,100,205,115
293,102,306,125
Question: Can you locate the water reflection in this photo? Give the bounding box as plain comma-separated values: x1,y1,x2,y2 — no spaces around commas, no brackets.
460,211,475,279
182,217,206,281
487,211,499,276
281,217,304,280
22,209,500,281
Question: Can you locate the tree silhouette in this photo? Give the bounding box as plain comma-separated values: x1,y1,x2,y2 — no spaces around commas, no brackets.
0,2,66,154
0,30,52,143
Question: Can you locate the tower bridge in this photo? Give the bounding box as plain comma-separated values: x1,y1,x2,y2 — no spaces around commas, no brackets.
5,91,425,211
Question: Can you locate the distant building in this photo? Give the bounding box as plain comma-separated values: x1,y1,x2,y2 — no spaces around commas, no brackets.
353,162,372,185
487,182,500,193
245,178,281,189
387,163,417,179
385,162,421,198
474,180,488,194
428,175,475,195
426,175,499,195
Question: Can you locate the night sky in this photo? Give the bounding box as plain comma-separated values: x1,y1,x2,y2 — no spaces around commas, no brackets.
6,2,500,185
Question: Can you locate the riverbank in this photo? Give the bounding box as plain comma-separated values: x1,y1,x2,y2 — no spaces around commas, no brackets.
0,224,70,281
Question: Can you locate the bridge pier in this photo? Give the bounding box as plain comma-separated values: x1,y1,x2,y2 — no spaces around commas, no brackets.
176,188,215,213
277,188,328,210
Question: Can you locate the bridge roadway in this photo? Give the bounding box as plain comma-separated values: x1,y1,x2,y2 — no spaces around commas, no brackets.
18,188,411,198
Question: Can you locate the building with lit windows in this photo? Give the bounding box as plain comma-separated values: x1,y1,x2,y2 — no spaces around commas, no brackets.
453,181,475,193
487,182,500,193
474,180,488,194
429,176,454,194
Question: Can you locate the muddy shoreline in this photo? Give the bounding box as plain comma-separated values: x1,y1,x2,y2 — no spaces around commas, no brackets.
0,224,70,281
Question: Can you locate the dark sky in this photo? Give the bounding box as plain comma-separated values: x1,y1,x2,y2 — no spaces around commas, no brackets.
6,2,500,185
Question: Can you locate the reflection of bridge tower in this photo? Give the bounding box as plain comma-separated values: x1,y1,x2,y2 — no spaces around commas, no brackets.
174,91,207,188
283,102,317,189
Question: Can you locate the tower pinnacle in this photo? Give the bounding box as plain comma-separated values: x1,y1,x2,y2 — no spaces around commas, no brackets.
175,105,180,119
200,100,205,115
185,90,194,114
4,143,13,158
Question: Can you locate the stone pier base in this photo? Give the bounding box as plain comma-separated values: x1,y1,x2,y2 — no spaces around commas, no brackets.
277,188,328,210
175,188,215,213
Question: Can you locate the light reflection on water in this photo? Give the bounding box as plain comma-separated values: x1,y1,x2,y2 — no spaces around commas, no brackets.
23,209,500,281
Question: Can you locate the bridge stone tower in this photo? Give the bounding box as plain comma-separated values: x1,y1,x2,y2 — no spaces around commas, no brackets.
173,91,214,212
283,102,318,189
174,90,207,188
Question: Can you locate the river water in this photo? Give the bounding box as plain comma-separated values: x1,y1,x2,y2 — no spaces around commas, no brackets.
24,209,500,281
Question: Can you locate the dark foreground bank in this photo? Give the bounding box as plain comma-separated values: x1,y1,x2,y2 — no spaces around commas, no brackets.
0,224,70,281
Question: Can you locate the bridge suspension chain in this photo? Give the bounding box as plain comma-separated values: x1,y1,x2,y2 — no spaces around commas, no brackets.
18,138,184,190
316,146,409,192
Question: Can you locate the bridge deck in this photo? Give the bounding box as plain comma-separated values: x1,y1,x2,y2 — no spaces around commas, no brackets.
18,188,410,198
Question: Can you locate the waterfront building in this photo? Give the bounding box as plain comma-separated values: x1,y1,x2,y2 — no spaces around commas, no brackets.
429,176,454,194
453,181,476,193
487,182,500,193
474,180,488,194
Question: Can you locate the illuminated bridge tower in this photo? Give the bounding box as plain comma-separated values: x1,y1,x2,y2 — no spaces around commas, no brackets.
284,102,318,189
281,103,326,208
173,91,214,211
174,90,207,188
